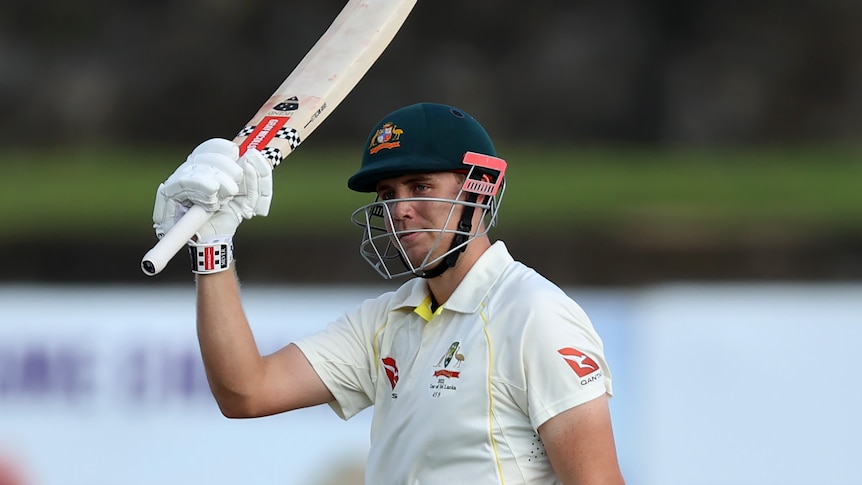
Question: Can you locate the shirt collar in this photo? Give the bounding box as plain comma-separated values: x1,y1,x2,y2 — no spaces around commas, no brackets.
390,241,515,315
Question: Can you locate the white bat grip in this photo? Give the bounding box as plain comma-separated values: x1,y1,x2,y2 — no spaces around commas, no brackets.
141,204,212,276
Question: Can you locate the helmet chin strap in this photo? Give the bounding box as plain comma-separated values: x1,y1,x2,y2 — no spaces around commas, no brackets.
417,192,478,279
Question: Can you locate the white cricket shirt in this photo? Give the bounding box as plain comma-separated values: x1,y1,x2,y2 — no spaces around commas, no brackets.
295,241,613,484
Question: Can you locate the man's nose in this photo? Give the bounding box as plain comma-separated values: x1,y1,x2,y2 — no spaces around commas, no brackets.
387,198,415,220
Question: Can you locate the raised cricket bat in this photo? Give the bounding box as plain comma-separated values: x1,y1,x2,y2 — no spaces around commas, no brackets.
141,0,417,276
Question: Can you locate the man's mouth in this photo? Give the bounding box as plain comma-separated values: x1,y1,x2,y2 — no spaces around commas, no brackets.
396,230,420,242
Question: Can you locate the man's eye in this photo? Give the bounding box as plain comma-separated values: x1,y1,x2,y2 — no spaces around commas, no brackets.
414,184,429,192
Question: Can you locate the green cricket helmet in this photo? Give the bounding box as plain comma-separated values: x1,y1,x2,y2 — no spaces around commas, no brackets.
349,103,508,280
347,102,498,192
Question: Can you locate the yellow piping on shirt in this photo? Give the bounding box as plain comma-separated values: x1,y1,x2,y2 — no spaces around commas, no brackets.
481,303,506,485
371,319,388,374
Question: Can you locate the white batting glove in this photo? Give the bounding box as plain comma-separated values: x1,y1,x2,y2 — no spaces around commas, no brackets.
152,138,273,273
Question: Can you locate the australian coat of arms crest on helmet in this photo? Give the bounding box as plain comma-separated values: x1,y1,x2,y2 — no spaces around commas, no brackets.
368,122,404,154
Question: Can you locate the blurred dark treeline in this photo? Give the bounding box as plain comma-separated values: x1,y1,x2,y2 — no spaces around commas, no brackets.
2,0,861,149
2,0,861,285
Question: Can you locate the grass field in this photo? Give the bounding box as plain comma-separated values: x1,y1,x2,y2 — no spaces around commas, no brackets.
3,144,861,241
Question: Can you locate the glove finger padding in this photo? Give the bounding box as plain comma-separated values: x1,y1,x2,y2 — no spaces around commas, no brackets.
162,152,243,211
152,182,189,239
238,149,273,218
194,148,273,240
150,139,274,266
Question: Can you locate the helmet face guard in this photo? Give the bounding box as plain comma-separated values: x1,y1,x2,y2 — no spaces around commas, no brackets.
351,152,507,279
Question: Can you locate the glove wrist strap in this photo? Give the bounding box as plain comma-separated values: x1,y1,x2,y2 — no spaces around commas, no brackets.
188,237,234,274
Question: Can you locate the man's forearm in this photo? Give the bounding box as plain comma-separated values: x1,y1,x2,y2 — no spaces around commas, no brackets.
196,268,266,416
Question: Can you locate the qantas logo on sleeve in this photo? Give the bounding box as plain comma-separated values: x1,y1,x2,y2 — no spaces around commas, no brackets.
558,347,600,378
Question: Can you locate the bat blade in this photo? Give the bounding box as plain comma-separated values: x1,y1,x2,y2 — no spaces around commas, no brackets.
141,0,416,276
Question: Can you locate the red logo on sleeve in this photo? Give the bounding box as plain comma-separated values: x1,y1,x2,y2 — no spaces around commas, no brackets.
382,357,399,389
558,347,600,377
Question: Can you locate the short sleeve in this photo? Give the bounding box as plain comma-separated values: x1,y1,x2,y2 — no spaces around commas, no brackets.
520,288,613,429
294,303,379,420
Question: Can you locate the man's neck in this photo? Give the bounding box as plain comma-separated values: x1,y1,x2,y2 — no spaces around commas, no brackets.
426,237,492,306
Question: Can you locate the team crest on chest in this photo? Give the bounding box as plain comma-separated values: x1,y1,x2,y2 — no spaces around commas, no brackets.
429,341,464,397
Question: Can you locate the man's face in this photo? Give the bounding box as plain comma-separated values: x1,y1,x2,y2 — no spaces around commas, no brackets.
374,172,466,268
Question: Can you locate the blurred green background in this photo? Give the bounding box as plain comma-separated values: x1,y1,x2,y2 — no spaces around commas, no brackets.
2,0,860,285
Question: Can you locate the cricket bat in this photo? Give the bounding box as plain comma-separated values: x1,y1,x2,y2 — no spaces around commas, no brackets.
141,0,417,276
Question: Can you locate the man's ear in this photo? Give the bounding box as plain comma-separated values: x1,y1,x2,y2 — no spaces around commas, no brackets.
475,173,493,204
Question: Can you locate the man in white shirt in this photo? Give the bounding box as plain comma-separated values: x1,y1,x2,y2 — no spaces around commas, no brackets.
153,102,625,484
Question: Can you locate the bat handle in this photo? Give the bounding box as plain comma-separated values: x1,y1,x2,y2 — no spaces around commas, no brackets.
141,205,212,276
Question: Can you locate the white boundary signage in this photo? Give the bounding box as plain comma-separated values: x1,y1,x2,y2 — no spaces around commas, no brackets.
2,284,861,484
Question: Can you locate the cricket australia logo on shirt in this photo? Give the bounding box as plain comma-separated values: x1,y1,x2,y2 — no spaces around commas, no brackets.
430,341,463,398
